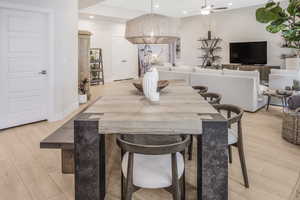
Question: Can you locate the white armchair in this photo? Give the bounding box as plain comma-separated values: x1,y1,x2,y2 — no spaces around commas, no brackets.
269,69,300,105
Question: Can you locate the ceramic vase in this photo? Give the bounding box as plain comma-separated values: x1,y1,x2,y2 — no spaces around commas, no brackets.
143,68,160,102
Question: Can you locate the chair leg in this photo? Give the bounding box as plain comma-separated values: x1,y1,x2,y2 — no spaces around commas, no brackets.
121,150,125,200
125,152,134,200
228,146,232,164
237,144,249,188
188,135,193,160
121,174,124,200
172,153,180,200
180,151,186,200
181,171,186,200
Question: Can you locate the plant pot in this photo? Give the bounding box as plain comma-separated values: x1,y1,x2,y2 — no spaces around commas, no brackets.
79,94,87,104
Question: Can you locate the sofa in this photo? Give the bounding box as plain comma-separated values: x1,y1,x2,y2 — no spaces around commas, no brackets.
157,65,267,112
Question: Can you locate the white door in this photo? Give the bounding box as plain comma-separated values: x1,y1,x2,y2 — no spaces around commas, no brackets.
0,8,49,129
112,36,138,81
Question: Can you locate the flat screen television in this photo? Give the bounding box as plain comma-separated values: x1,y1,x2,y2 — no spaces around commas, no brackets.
230,41,267,65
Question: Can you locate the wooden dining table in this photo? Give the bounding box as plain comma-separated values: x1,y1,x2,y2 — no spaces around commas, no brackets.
74,81,228,200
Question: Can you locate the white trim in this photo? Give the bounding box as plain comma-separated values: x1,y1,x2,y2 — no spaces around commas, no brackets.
0,3,56,123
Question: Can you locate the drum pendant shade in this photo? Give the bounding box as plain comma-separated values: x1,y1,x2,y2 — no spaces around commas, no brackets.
125,13,180,44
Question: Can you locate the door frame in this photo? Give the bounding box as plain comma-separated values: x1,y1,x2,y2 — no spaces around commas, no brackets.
0,2,55,122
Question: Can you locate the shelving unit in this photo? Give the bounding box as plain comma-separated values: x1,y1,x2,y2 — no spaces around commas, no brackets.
198,34,222,68
89,48,104,85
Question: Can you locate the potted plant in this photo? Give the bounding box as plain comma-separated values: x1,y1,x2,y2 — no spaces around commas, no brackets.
256,0,300,57
78,78,89,104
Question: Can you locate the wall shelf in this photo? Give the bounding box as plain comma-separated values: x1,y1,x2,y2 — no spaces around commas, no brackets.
198,33,222,68
89,48,104,85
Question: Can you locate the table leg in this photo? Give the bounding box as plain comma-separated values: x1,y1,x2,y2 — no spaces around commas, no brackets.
61,149,74,174
198,119,228,200
74,118,106,200
266,96,271,111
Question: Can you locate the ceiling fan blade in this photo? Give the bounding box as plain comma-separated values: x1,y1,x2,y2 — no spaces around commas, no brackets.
213,7,228,10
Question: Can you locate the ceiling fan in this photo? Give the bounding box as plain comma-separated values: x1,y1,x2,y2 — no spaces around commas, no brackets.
190,0,229,15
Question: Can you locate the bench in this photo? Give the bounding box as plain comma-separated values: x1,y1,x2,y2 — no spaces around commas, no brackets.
40,98,100,174
40,114,77,173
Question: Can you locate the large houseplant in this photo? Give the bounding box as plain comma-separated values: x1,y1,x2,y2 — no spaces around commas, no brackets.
256,0,300,53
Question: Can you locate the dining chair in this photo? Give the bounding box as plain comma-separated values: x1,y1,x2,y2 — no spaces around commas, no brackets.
213,104,249,188
188,92,222,160
200,92,222,104
192,85,208,94
117,135,190,200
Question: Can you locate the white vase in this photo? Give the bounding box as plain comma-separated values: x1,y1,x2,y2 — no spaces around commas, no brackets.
143,68,160,102
79,94,87,104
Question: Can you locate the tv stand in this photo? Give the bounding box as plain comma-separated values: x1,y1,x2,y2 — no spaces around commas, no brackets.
222,64,280,82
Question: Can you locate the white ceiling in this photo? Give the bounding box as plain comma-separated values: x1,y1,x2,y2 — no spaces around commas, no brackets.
79,0,105,9
80,0,277,19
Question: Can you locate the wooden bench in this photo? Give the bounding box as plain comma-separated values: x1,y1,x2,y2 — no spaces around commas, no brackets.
40,114,77,173
40,98,100,174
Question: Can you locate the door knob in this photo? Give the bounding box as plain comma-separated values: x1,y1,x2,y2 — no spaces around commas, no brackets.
39,70,47,75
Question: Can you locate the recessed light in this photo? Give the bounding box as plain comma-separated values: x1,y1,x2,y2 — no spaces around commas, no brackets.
182,10,187,14
154,4,160,8
228,2,233,6
89,15,95,19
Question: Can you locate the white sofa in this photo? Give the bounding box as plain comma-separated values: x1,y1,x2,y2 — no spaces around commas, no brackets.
157,66,267,112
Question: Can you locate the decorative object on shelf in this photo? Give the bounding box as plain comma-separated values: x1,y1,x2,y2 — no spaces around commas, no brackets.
143,67,160,102
125,0,179,44
78,78,89,104
133,80,169,93
89,48,104,85
256,0,300,55
198,31,222,67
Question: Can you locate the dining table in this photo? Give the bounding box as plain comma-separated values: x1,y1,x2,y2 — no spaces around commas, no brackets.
74,81,228,200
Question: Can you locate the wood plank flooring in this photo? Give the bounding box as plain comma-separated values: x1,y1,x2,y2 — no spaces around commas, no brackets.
0,82,300,200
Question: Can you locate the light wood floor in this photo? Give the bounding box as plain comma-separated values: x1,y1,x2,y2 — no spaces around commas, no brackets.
0,83,300,200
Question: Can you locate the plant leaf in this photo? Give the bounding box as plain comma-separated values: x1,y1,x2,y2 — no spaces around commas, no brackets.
266,24,287,33
256,7,279,23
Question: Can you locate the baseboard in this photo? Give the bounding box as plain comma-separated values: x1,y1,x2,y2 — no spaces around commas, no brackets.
48,100,79,122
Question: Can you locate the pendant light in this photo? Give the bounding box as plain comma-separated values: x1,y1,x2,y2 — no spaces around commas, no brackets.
125,0,180,44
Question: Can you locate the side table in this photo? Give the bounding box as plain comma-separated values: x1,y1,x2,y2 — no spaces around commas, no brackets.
263,89,293,111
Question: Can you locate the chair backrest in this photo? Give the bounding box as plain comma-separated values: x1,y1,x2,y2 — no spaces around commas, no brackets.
213,104,244,144
201,92,222,104
213,104,244,126
116,135,190,155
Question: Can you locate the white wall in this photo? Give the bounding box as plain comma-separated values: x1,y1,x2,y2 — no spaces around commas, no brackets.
180,4,293,68
78,19,138,82
0,0,79,121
